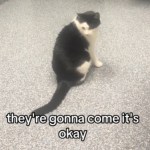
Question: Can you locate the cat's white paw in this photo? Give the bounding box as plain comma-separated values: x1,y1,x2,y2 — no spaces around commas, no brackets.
94,60,103,68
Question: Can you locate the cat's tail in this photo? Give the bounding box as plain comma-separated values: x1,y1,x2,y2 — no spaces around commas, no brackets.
31,81,72,115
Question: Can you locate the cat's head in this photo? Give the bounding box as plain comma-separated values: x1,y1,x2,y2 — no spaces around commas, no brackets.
73,11,101,35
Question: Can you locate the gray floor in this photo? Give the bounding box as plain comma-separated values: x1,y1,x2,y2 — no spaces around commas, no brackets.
0,0,150,149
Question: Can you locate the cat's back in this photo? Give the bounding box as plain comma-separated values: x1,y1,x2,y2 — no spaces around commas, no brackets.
55,22,88,51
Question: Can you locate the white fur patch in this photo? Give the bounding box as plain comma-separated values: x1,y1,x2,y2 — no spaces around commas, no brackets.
73,17,98,40
73,16,103,69
76,61,91,75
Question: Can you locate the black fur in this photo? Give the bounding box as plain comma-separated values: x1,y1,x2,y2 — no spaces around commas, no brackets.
32,11,100,115
52,23,90,82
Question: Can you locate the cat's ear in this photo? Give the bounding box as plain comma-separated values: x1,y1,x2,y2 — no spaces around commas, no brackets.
77,13,83,20
94,12,100,19
77,13,82,17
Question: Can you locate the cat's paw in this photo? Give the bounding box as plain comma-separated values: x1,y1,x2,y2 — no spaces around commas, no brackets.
94,60,103,68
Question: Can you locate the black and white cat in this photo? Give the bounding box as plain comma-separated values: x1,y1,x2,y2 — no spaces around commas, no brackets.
32,11,103,115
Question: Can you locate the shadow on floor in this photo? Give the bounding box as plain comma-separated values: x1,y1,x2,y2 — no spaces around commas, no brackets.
0,0,8,5
130,0,150,6
87,62,116,81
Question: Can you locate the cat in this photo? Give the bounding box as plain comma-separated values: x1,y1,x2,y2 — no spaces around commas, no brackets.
32,11,103,115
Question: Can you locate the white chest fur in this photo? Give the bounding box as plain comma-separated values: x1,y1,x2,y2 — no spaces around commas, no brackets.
73,17,101,81
73,17,98,44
